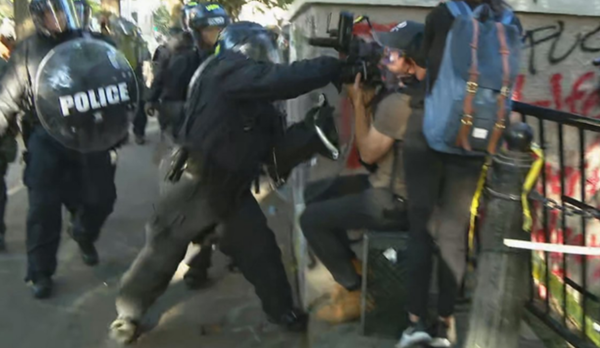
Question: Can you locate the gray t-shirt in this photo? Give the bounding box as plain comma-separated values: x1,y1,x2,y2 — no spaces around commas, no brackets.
368,92,412,197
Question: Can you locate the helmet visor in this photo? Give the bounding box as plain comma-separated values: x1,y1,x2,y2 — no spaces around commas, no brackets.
35,0,82,35
224,33,282,64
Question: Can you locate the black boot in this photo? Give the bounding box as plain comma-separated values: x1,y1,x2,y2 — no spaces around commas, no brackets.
66,219,100,266
134,135,145,145
305,94,339,161
31,277,53,299
269,309,308,332
77,241,99,266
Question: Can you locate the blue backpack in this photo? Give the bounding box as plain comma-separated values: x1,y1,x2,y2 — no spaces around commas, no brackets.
423,1,522,156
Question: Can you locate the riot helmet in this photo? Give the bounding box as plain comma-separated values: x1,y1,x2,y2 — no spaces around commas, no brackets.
188,3,230,49
180,1,199,32
73,0,91,29
30,0,83,38
217,21,282,64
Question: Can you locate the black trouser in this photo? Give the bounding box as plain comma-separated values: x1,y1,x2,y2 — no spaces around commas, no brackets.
403,111,484,318
24,126,117,282
300,175,408,290
158,101,185,140
0,161,7,238
116,172,293,321
133,77,147,138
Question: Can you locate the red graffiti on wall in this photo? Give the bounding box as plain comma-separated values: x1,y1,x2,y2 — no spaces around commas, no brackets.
513,71,600,118
517,70,600,283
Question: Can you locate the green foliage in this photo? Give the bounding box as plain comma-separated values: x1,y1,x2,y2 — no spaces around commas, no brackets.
195,0,293,21
88,0,102,15
152,4,171,36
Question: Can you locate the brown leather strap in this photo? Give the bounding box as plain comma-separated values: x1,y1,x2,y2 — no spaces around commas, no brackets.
487,22,510,154
456,18,480,151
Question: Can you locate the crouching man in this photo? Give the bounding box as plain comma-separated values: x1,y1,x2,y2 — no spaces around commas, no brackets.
299,21,426,324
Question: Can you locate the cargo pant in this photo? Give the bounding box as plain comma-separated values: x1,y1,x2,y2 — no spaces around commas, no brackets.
115,170,294,321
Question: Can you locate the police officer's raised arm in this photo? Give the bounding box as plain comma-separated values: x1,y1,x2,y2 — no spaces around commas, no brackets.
0,43,29,135
221,54,342,102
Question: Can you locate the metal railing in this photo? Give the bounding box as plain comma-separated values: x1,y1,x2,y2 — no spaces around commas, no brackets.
513,101,600,348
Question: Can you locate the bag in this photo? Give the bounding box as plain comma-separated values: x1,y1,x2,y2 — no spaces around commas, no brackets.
423,1,522,156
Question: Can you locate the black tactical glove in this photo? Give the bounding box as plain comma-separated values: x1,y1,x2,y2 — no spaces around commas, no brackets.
144,101,159,117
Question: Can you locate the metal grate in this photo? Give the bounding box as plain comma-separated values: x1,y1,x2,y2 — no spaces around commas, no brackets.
360,232,410,339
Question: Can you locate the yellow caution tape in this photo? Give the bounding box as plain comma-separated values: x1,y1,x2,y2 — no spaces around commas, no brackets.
468,157,491,255
467,143,545,256
354,16,364,24
522,144,544,232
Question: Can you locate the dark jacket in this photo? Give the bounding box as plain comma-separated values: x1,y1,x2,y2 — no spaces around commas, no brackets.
182,50,341,196
0,33,62,131
148,32,203,102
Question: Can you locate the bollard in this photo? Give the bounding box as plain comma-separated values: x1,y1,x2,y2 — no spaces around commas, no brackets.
463,122,535,348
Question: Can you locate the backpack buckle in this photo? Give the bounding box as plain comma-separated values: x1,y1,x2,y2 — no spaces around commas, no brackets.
461,114,473,126
500,86,510,97
466,82,478,94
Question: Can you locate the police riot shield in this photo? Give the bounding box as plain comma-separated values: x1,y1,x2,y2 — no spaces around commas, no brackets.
34,37,139,153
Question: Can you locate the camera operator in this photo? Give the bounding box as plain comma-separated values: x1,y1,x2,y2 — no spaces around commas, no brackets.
299,22,425,325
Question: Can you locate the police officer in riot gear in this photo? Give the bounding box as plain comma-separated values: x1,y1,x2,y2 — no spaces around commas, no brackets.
145,3,231,290
150,2,232,289
146,2,229,139
0,0,134,299
0,21,17,252
109,21,343,344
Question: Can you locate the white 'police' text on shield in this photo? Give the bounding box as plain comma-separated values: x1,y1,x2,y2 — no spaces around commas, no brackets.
58,82,131,117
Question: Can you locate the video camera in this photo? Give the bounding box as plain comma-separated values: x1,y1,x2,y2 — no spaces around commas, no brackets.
308,12,384,86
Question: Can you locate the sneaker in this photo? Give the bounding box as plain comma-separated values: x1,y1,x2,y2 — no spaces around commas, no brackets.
109,317,139,345
304,94,340,161
313,94,340,161
429,318,456,348
31,276,53,299
396,320,432,348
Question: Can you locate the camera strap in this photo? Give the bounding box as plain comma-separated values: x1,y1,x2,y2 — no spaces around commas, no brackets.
388,140,400,198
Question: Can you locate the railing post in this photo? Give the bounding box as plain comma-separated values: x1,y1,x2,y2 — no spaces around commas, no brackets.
464,122,535,348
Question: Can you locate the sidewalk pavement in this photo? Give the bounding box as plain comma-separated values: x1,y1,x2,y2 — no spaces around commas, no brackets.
302,247,553,348
0,128,307,348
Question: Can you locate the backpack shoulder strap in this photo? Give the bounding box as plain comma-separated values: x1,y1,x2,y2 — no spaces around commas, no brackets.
487,22,511,154
499,10,515,25
445,1,473,18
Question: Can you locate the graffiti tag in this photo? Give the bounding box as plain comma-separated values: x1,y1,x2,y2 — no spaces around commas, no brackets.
524,21,600,75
